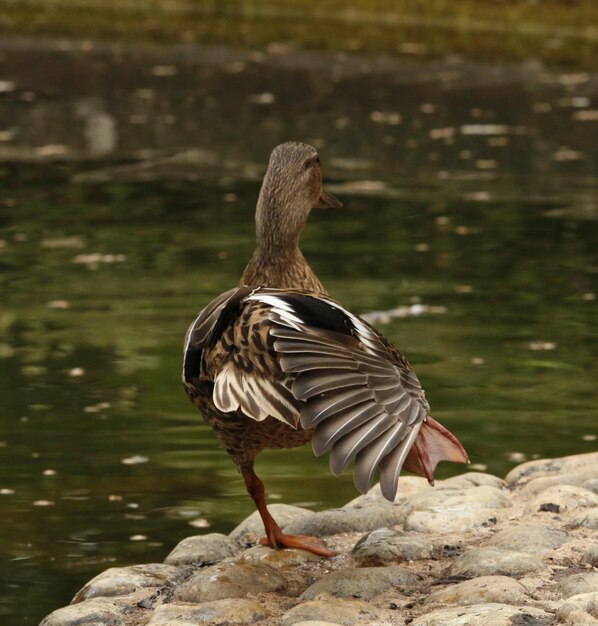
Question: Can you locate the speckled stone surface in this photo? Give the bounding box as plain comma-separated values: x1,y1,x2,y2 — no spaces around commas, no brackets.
39,452,598,626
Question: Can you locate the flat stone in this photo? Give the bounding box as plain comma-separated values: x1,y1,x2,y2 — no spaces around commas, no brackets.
518,468,598,497
412,603,551,626
581,544,598,567
558,573,598,598
241,545,323,569
582,478,598,494
300,565,419,601
281,599,382,626
556,591,598,624
437,472,507,491
487,524,570,554
400,486,510,533
174,560,286,602
524,484,598,514
147,598,267,625
506,452,598,488
229,504,315,546
72,563,184,602
164,533,240,567
447,547,544,578
284,503,406,537
346,476,430,506
352,528,432,565
39,598,126,626
425,576,529,606
568,508,598,530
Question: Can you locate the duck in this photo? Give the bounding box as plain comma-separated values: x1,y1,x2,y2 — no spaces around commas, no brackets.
183,142,468,557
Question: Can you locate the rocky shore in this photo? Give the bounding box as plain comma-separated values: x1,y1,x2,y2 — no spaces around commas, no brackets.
40,452,598,626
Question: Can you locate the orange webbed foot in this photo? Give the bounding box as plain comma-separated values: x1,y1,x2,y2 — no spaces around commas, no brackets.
259,532,336,557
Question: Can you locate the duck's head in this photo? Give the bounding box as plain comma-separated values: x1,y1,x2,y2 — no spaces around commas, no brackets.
256,142,342,245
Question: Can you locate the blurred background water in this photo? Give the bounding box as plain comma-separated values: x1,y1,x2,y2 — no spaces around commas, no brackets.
0,2,597,623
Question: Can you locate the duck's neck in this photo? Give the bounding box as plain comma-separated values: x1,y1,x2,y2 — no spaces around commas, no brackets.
241,242,326,294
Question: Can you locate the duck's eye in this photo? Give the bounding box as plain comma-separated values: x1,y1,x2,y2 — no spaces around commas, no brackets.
303,158,312,170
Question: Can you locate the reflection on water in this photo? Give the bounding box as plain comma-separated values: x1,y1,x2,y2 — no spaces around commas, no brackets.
0,38,597,624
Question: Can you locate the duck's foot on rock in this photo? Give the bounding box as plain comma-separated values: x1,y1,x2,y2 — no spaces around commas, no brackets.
259,532,336,557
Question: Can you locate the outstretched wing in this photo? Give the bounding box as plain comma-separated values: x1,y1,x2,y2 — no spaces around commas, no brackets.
247,289,433,500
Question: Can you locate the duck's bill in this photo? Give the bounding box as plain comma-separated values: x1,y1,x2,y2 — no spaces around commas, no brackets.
315,188,343,209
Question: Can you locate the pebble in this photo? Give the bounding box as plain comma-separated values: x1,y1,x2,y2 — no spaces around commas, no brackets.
352,528,432,565
281,599,382,626
556,591,598,624
425,575,529,606
146,598,267,625
164,532,240,567
39,451,598,626
299,565,419,601
487,524,570,554
447,547,544,577
411,603,551,626
174,560,286,602
557,572,598,598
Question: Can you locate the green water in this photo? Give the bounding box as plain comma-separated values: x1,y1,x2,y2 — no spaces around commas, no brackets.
0,39,597,624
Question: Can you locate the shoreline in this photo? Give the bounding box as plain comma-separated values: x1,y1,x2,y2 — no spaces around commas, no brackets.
41,451,598,625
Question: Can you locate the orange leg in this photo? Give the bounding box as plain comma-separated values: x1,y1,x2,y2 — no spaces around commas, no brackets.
240,464,336,557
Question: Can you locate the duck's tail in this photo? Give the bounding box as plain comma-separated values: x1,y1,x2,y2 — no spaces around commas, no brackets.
402,415,469,484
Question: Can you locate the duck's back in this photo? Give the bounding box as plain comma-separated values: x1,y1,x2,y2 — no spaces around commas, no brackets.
183,286,466,499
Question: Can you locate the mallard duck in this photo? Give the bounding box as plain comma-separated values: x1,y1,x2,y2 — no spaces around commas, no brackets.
183,142,468,556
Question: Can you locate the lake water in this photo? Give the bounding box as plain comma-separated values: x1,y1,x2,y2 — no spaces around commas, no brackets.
0,38,597,624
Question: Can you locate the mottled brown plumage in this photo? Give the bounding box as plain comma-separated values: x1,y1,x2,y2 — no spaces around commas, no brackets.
183,142,468,556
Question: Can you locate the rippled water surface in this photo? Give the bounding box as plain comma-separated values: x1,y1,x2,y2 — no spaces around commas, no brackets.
0,39,597,623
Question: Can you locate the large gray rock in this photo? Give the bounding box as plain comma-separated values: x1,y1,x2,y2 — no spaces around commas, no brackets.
281,599,383,626
568,508,598,530
518,468,598,497
581,544,598,567
506,452,598,488
174,561,286,602
39,598,126,626
352,528,432,565
412,603,551,626
72,563,184,603
299,565,419,601
284,503,406,537
524,485,598,514
400,486,510,533
557,573,598,598
425,575,529,606
346,476,431,507
147,598,267,625
447,547,544,578
164,533,240,567
556,591,598,624
487,524,570,554
229,504,315,545
437,473,507,491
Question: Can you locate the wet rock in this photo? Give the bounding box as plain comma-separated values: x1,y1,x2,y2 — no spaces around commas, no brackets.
174,560,286,602
556,591,598,624
72,563,184,602
581,544,598,567
352,528,432,565
39,598,126,626
300,565,419,601
281,599,382,626
147,598,267,625
284,503,405,537
568,508,598,530
447,547,544,578
557,572,598,598
524,484,598,514
487,524,570,554
400,486,510,533
164,533,240,567
425,575,529,606
412,603,551,626
506,452,598,488
229,504,315,546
